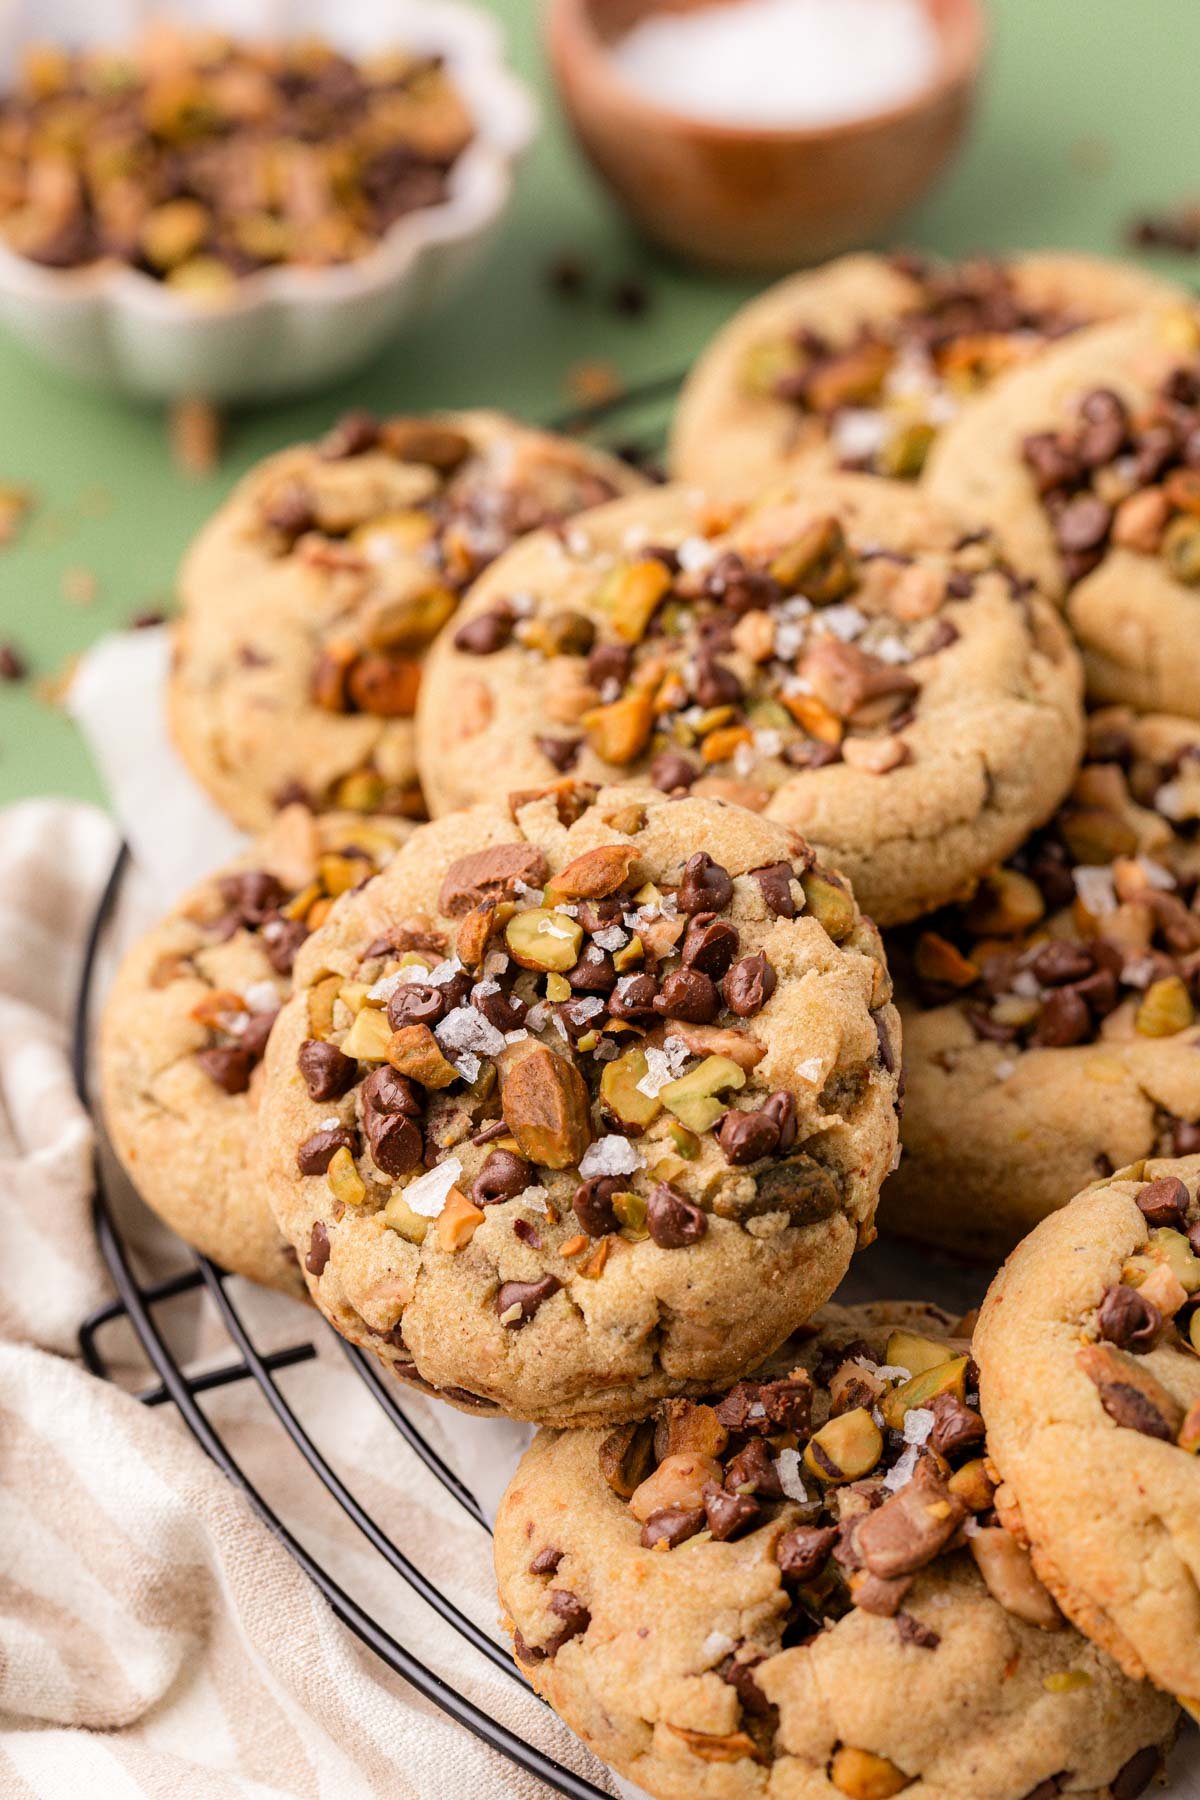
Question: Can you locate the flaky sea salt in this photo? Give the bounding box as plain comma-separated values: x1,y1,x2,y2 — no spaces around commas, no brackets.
883,1444,920,1492
831,409,889,463
701,1631,736,1662
403,1158,463,1218
676,534,719,573
817,604,867,642
903,1406,936,1447
854,1356,912,1381
1072,865,1117,917
593,925,627,951
610,0,940,130
242,980,279,1013
794,1056,824,1085
1138,855,1176,890
579,1135,644,1180
774,1448,808,1503
426,956,465,987
636,1038,690,1098
437,1005,506,1062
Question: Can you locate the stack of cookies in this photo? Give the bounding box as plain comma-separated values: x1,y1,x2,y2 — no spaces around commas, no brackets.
101,248,1200,1798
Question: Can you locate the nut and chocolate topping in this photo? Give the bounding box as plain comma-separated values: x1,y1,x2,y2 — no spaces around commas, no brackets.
421,474,1084,926
263,788,901,1425
903,707,1200,1063
99,805,409,1296
0,26,474,287
975,1159,1200,1706
672,250,1179,502
495,1300,1177,1800
170,413,644,832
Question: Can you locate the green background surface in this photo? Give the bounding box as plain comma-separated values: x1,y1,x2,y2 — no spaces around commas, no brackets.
1,0,1197,810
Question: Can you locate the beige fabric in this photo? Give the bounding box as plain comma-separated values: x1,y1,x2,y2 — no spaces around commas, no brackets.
0,798,617,1799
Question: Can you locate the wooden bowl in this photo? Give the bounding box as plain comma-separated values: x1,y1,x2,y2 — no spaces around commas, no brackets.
545,0,986,272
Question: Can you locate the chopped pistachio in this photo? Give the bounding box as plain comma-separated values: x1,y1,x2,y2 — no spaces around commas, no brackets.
340,1006,393,1061
803,1407,883,1485
326,1145,366,1208
600,1047,663,1131
383,1191,429,1244
613,1190,649,1239
594,558,674,643
667,1120,701,1159
884,1328,955,1375
800,870,854,941
880,1357,969,1432
505,907,584,972
660,1054,747,1134
1136,975,1195,1037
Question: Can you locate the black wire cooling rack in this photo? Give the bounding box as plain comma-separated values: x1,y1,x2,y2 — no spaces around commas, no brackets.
71,375,687,1799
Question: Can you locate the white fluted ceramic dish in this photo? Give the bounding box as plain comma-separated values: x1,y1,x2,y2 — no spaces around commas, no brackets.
0,0,536,400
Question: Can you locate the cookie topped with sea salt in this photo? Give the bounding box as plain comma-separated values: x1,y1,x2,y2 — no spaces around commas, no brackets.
418,473,1084,925
259,786,900,1425
495,1300,1178,1800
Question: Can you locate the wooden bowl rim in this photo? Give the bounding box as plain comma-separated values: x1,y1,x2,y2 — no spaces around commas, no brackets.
545,0,987,145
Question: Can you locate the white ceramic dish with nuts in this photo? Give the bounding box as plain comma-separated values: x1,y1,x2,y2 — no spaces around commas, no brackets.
0,0,536,401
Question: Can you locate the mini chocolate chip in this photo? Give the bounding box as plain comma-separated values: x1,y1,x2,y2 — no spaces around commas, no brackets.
717,1373,813,1435
646,1181,707,1248
1111,1747,1160,1800
512,1628,546,1665
536,735,581,772
718,1106,780,1166
1022,430,1080,494
454,607,513,654
641,1506,705,1550
587,641,633,687
305,1220,331,1276
677,852,733,915
706,551,781,615
567,947,617,994
364,1111,424,1178
387,982,445,1029
262,916,309,975
529,1546,564,1575
722,952,776,1017
761,1091,797,1153
650,750,697,793
784,738,843,769
750,861,796,918
574,1175,622,1236
474,1149,533,1206
680,913,740,976
1020,1778,1068,1800
654,966,719,1023
1096,1283,1161,1350
1136,1175,1190,1229
513,1217,542,1247
297,1037,358,1102
944,572,974,599
720,1649,774,1717
497,1275,561,1326
296,1125,357,1175
692,656,742,707
220,869,288,924
1031,986,1091,1047
474,985,528,1030
608,972,659,1020
320,410,379,458
1054,493,1112,555
195,1044,255,1094
1075,388,1129,467
776,1524,839,1582
0,643,27,681
873,1011,897,1074
545,1589,590,1653
577,896,624,933
895,1612,940,1650
1030,939,1095,986
264,484,315,537
361,1064,422,1116
927,1393,985,1459
239,1011,277,1059
703,1482,761,1541
723,1437,783,1499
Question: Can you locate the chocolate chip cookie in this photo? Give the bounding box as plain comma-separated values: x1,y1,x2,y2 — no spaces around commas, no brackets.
975,1158,1200,1709
495,1301,1178,1800
168,409,643,831
417,473,1084,926
100,806,409,1295
924,305,1200,718
670,250,1181,500
259,787,901,1424
883,707,1200,1260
